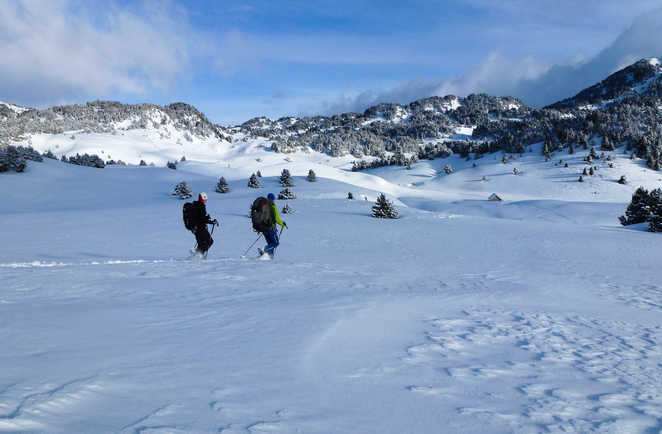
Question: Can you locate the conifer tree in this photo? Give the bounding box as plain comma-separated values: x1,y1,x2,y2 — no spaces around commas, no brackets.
248,173,261,188
578,176,584,182
347,192,354,200
257,170,262,178
372,193,398,219
172,181,192,199
620,187,653,225
282,203,293,214
618,175,627,185
444,164,453,174
307,169,317,182
278,188,296,200
215,177,230,193
280,169,294,186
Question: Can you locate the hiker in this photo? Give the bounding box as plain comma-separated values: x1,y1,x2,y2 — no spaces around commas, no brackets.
251,193,287,257
184,192,218,256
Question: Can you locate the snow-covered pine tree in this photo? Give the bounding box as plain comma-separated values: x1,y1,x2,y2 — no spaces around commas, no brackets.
0,150,9,172
444,164,453,174
589,167,594,176
513,167,520,175
282,203,293,214
347,192,354,200
278,188,296,200
371,193,398,219
139,160,147,166
215,177,230,193
256,170,262,178
167,161,177,170
44,150,57,159
280,169,294,186
248,173,261,188
172,181,193,199
307,169,316,182
619,187,653,225
618,175,627,185
578,176,584,182
582,167,588,176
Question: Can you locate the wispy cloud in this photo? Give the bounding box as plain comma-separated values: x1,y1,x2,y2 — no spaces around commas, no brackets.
0,0,195,106
315,7,662,114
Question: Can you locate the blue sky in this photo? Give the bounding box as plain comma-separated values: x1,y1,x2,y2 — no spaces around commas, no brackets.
1,0,662,124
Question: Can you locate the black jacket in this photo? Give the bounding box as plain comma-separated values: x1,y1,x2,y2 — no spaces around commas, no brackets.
191,200,214,230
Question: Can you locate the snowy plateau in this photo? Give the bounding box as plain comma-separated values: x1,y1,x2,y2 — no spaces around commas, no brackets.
2,136,662,433
2,58,662,432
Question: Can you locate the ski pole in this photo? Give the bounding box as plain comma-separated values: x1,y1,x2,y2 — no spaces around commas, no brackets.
241,234,262,257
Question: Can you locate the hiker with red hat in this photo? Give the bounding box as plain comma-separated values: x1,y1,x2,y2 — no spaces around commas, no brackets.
183,192,218,257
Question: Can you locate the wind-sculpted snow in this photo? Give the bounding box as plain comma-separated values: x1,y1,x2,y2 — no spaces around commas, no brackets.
1,150,662,432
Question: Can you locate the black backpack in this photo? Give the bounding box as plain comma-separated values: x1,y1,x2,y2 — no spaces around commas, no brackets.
183,202,195,231
250,197,272,232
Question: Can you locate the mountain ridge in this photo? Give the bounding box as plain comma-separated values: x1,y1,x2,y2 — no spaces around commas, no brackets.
2,57,662,169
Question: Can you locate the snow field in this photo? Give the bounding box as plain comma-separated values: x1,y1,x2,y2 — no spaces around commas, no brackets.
1,145,662,432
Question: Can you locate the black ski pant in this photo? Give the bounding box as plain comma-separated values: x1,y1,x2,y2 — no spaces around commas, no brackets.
194,226,213,253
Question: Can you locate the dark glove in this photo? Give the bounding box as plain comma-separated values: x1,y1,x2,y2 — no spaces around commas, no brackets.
283,222,288,228
212,219,219,226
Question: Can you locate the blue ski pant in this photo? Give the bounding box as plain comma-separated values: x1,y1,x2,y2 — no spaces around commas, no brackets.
262,228,279,255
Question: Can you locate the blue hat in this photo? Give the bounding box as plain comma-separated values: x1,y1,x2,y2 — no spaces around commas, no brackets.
267,193,275,200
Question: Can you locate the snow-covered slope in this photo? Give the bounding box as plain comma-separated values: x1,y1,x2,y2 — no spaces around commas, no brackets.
0,100,31,114
548,57,662,109
1,143,662,432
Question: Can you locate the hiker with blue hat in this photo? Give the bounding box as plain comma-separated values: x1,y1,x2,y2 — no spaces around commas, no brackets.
250,193,287,258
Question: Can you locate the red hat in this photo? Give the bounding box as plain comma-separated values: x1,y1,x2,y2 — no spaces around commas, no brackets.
199,192,207,203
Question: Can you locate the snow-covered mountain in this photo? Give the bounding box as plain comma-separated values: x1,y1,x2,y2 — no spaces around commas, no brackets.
547,57,662,110
2,57,662,171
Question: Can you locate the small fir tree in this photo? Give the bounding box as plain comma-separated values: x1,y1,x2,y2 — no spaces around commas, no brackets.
513,167,520,175
372,193,398,219
307,169,317,182
280,169,294,186
619,187,655,225
256,170,262,178
172,181,192,199
139,160,147,166
444,164,453,174
347,192,354,200
582,167,588,176
278,188,296,200
589,167,594,176
617,175,627,185
578,176,584,182
282,203,293,214
167,161,177,170
248,173,261,188
216,177,230,193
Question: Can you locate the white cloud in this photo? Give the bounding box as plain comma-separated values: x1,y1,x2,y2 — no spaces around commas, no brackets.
0,0,195,106
317,7,662,115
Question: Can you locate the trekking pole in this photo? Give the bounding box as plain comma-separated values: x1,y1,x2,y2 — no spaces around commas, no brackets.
210,222,216,236
241,234,262,257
